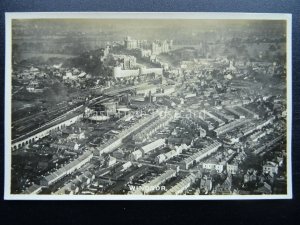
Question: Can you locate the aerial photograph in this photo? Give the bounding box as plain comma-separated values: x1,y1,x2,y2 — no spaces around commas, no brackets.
7,15,290,198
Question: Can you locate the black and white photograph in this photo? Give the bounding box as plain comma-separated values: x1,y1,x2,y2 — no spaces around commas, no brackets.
4,12,292,200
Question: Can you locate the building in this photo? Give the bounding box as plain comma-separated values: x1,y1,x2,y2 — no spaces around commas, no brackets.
63,71,78,81
50,141,81,151
200,176,213,193
155,149,178,164
140,67,163,76
210,107,234,123
234,106,259,119
112,54,137,69
117,161,132,173
252,134,284,155
164,173,196,195
113,66,140,78
213,119,251,137
240,124,258,136
113,149,125,159
151,40,172,55
105,155,117,167
240,118,274,137
263,161,279,176
250,130,266,142
133,112,174,141
136,84,157,96
140,49,152,58
224,107,246,119
124,36,138,49
21,184,42,195
102,101,118,115
222,134,240,145
12,109,84,151
179,141,221,170
201,110,225,127
95,111,160,155
63,126,86,140
141,139,165,155
40,151,93,186
255,182,272,194
155,154,166,164
202,160,225,173
26,81,44,93
123,56,137,69
244,169,258,183
113,66,163,79
163,86,176,95
129,150,143,161
215,176,232,195
226,163,239,175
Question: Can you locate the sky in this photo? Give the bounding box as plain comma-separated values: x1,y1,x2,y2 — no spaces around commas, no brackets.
12,19,286,41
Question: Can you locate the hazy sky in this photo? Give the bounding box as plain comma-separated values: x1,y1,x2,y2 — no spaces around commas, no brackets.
13,19,286,32
12,19,286,42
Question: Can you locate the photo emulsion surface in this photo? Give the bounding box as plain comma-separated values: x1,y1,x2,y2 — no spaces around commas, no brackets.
5,13,292,199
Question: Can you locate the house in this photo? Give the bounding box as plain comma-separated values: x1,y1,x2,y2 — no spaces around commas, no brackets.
84,171,95,181
129,150,143,161
244,169,258,183
113,149,125,159
255,182,272,195
202,159,225,174
50,141,80,151
105,155,117,167
215,176,232,195
227,163,239,175
263,161,279,177
22,184,42,195
200,176,213,193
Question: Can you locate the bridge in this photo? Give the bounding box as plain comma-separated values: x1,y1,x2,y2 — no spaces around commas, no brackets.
11,105,84,151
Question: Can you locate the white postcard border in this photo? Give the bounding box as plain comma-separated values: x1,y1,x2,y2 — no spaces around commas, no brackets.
4,12,293,200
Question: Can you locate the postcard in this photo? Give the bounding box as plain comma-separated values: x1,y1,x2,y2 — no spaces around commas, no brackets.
4,12,292,200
